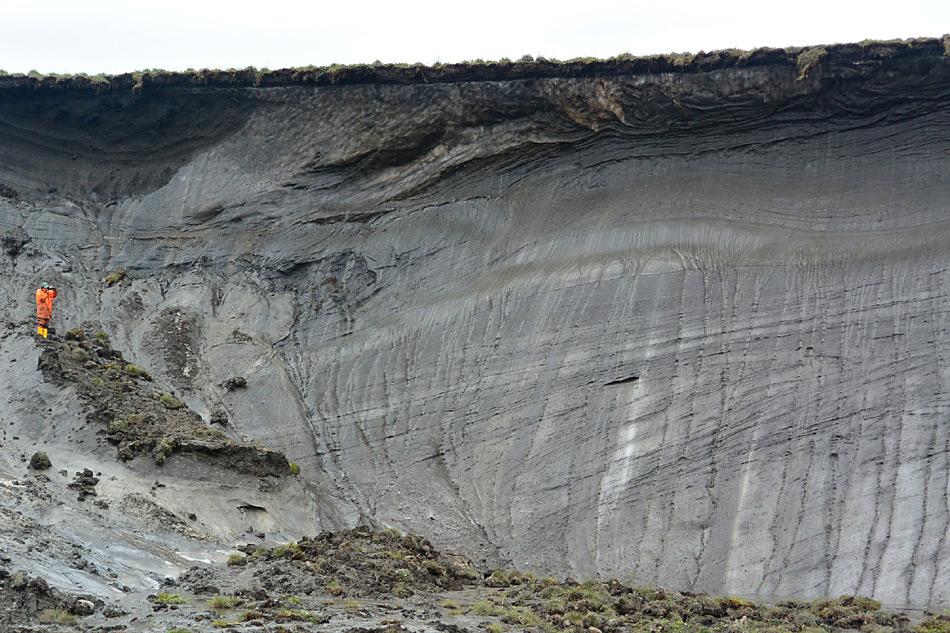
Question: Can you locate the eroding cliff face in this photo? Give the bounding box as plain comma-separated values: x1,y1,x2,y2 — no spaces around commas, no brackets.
1,39,948,608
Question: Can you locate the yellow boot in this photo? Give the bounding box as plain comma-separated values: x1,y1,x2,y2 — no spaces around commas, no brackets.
37,325,47,339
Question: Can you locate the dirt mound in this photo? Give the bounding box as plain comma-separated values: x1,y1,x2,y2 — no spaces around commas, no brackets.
0,568,101,628
186,527,480,599
36,330,290,478
473,573,917,633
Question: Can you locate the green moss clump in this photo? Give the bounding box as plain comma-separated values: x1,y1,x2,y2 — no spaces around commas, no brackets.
104,269,127,286
125,363,152,380
108,413,144,434
226,553,247,566
159,393,183,409
917,614,950,633
289,461,300,476
154,592,187,604
275,608,317,622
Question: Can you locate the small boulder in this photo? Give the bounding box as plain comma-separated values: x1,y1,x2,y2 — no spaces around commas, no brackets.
70,598,96,616
221,376,247,391
29,451,51,470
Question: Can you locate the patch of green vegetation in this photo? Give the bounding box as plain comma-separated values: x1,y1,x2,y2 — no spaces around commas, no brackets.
154,592,187,604
95,331,110,343
343,599,362,613
273,542,302,558
485,569,512,587
104,269,127,286
487,624,505,633
500,606,544,628
211,620,235,629
167,628,193,633
325,578,345,596
90,376,105,387
125,363,152,380
289,461,300,476
383,527,402,538
70,346,91,361
159,393,183,409
392,581,413,598
154,437,176,464
38,609,76,624
917,614,950,633
284,595,302,606
470,599,504,617
226,553,247,566
108,413,144,434
241,610,263,621
209,595,240,610
65,328,85,341
275,608,317,622
440,598,459,609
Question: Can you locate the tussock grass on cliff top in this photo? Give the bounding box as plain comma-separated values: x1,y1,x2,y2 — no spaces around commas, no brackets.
1,36,945,88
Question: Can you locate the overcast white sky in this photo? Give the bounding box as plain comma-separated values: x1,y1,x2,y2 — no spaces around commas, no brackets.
1,0,948,74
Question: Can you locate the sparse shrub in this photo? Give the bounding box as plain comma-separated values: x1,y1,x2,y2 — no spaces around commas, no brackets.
241,610,263,621
154,437,176,464
211,620,234,629
325,578,344,595
159,393,182,409
95,331,110,343
470,600,504,616
209,596,239,610
125,363,152,380
108,413,143,434
392,581,413,598
38,608,76,624
275,608,316,622
440,599,459,609
90,376,105,387
485,569,511,587
65,328,85,341
343,599,362,613
487,624,505,633
154,592,187,604
500,606,543,627
104,269,127,286
289,461,300,476
226,553,247,566
721,595,755,610
917,614,950,633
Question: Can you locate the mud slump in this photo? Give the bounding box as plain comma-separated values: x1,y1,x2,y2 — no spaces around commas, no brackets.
36,329,289,477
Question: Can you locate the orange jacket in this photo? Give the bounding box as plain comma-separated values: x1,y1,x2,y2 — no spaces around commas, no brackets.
36,288,57,321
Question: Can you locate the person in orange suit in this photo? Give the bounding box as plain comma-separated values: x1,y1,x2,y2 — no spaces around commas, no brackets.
35,283,57,339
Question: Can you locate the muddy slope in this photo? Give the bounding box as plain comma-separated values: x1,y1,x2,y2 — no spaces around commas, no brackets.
0,39,948,609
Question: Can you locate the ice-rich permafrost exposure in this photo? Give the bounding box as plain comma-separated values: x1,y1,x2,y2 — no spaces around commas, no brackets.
0,38,948,629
